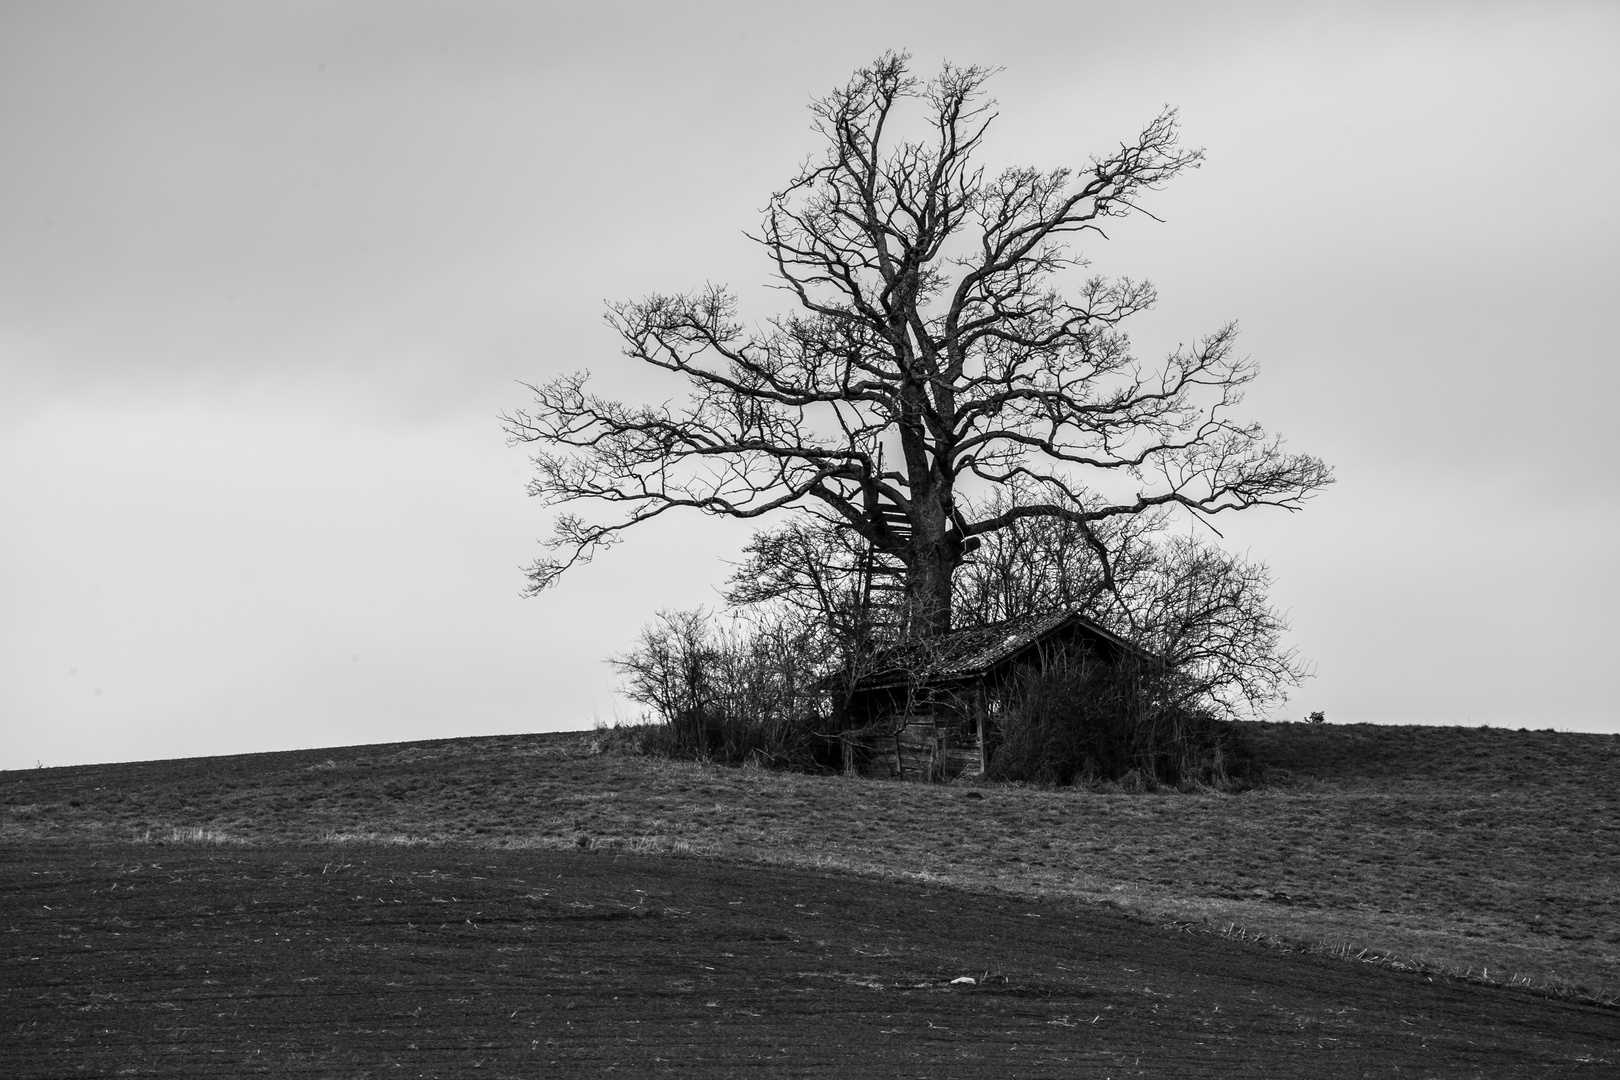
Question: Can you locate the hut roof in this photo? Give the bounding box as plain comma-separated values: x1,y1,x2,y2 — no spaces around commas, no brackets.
852,609,1146,693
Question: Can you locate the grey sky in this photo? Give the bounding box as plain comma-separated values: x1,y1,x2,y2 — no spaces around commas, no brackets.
3,1,1616,769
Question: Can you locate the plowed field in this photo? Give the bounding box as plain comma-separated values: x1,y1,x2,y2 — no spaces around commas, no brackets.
5,845,1616,1078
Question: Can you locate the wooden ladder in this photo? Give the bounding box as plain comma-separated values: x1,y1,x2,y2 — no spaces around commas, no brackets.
859,499,911,642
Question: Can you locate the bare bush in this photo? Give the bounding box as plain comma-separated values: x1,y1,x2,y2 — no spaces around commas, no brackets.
985,654,1261,789
609,608,838,769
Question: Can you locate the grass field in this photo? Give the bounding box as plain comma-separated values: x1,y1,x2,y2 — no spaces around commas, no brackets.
4,721,1617,1006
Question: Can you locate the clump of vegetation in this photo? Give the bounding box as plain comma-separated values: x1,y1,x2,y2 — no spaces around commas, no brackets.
611,499,1296,783
608,608,840,771
985,655,1261,789
611,601,1264,791
719,484,1308,786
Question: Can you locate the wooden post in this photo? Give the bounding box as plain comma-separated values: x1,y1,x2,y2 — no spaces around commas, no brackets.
977,709,987,777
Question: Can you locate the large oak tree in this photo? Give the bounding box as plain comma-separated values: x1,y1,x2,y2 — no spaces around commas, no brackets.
504,54,1331,638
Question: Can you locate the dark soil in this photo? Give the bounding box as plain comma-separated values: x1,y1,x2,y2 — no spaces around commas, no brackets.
4,844,1617,1078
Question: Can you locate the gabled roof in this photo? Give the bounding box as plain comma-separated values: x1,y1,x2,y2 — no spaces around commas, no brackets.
852,609,1148,692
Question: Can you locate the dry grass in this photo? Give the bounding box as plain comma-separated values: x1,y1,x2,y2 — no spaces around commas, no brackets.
3,723,1617,1004
131,825,251,846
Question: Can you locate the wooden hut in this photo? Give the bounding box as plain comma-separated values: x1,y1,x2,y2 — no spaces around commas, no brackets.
834,610,1147,782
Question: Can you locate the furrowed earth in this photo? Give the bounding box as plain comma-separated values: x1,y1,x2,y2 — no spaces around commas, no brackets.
3,723,1618,1076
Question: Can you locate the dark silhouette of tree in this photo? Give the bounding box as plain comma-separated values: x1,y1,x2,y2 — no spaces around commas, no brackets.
504,53,1331,638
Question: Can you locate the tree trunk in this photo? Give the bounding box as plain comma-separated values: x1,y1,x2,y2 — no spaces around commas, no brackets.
904,477,957,639
895,375,957,639
906,544,954,639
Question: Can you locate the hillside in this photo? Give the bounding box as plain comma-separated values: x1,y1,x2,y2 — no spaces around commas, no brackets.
4,721,1618,1002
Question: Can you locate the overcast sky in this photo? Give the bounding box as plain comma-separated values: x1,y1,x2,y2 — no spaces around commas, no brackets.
3,1,1616,770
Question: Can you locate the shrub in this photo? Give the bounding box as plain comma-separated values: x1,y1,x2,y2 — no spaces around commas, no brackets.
984,652,1261,789
609,608,840,770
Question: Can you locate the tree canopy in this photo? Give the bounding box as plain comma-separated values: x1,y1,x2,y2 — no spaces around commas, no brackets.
504,53,1331,638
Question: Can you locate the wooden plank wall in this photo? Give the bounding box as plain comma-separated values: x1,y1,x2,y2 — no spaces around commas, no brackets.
845,714,982,782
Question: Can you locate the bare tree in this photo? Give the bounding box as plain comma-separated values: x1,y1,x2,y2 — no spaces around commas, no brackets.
950,478,1307,717
504,53,1331,638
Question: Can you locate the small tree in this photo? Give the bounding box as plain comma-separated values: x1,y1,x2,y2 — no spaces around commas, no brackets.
950,480,1306,719
504,53,1330,639
950,479,1166,631
608,608,716,746
1126,535,1305,720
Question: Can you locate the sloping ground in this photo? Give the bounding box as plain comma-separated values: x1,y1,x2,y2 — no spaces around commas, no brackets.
3,723,1618,1004
4,845,1616,1078
1245,722,1619,789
